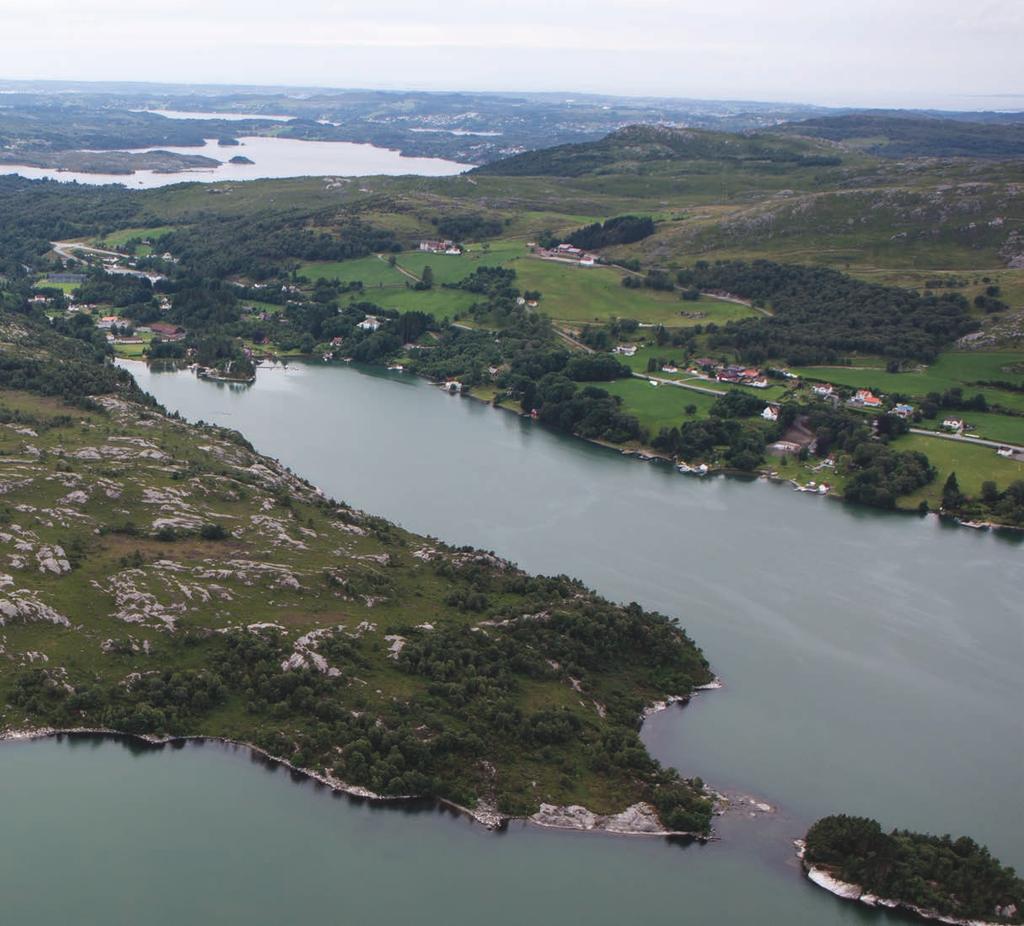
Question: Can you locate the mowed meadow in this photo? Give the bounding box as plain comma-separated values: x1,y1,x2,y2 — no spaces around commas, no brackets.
299,239,757,328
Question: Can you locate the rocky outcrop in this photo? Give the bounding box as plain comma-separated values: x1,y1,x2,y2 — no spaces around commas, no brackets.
530,801,695,836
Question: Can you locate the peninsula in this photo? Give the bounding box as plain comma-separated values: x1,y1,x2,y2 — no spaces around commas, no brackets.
0,311,714,834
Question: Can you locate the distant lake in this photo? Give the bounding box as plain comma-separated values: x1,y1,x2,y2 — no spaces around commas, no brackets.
130,109,297,122
0,136,469,187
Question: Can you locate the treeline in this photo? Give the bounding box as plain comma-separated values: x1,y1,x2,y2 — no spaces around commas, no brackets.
0,309,141,403
675,260,976,364
940,472,1024,526
566,215,655,250
156,216,400,280
805,815,1023,923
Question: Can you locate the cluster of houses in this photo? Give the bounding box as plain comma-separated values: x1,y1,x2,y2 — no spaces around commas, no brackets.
532,243,597,267
419,240,463,255
716,366,768,389
95,316,184,345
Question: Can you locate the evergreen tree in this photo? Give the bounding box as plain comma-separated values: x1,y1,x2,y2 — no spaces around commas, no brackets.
942,471,963,510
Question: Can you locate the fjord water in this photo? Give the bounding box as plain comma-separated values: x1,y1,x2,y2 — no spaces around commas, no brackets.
6,359,1015,925
0,136,467,187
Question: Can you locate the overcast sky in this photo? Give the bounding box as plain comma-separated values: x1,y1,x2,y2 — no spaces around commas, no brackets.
1,0,1021,110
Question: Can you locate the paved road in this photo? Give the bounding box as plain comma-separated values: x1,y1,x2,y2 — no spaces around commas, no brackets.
909,427,1024,453
631,371,727,396
52,240,123,261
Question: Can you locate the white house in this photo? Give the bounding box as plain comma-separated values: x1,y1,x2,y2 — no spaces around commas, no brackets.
942,417,965,432
761,404,780,422
357,316,381,332
612,345,637,357
419,239,454,253
812,384,834,397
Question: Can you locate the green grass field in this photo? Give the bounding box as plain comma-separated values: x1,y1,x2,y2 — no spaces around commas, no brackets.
95,225,178,248
795,351,1024,412
917,412,1024,446
298,255,402,287
893,434,1024,508
510,258,756,327
351,286,479,317
298,242,758,329
34,279,79,295
596,378,720,434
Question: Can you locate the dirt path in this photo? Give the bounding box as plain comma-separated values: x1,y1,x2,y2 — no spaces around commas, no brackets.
553,327,595,353
375,253,421,283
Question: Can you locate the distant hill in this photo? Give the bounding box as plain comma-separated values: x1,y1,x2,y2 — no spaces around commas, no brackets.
471,124,842,177
779,113,1024,158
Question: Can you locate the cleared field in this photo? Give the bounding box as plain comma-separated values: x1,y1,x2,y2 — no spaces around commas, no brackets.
795,351,1024,412
298,255,403,287
300,244,754,328
96,225,178,248
34,280,79,295
918,412,1024,446
597,378,720,434
893,434,1024,508
355,286,478,317
511,258,755,326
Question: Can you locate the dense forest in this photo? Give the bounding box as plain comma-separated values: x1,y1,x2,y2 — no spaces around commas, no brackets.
0,176,142,268
676,260,976,363
565,215,655,250
156,215,400,280
805,815,1023,923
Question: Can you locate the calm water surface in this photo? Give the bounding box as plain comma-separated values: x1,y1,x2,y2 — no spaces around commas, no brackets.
0,136,467,187
2,359,1017,925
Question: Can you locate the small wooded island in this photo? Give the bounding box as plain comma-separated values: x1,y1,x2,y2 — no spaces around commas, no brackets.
801,815,1023,925
229,155,255,164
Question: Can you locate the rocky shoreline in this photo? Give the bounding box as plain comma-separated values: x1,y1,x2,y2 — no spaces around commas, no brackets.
795,840,1012,926
0,687,723,841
